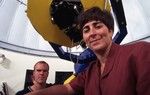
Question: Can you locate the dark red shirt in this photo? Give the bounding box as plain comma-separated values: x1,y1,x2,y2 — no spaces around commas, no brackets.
70,42,150,95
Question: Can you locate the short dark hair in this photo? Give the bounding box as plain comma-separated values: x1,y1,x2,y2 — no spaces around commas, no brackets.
34,61,49,71
77,6,114,32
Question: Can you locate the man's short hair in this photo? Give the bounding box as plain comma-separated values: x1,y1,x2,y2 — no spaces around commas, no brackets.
34,61,49,71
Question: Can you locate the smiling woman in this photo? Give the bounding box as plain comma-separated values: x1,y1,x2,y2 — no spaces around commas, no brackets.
0,0,150,57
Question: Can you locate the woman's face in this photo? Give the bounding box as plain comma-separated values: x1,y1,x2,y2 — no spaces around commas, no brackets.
82,20,113,52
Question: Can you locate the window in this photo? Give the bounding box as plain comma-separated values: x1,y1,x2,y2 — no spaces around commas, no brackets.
55,71,73,84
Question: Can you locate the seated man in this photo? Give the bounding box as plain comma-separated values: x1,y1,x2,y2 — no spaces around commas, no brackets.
16,61,53,95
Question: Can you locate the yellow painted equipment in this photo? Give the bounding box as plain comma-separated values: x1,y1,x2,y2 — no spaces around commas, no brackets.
27,0,111,47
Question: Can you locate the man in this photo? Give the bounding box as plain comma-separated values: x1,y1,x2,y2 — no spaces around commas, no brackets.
27,7,150,95
16,61,53,95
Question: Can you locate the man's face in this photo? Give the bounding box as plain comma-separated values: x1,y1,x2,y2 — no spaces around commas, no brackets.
82,20,113,52
33,63,49,84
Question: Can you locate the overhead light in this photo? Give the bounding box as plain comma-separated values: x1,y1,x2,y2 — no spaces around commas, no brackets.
0,54,6,64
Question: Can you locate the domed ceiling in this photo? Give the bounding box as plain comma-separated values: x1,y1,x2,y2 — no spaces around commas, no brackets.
0,0,150,56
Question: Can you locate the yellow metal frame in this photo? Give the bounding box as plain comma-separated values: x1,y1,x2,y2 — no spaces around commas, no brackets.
27,0,111,47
